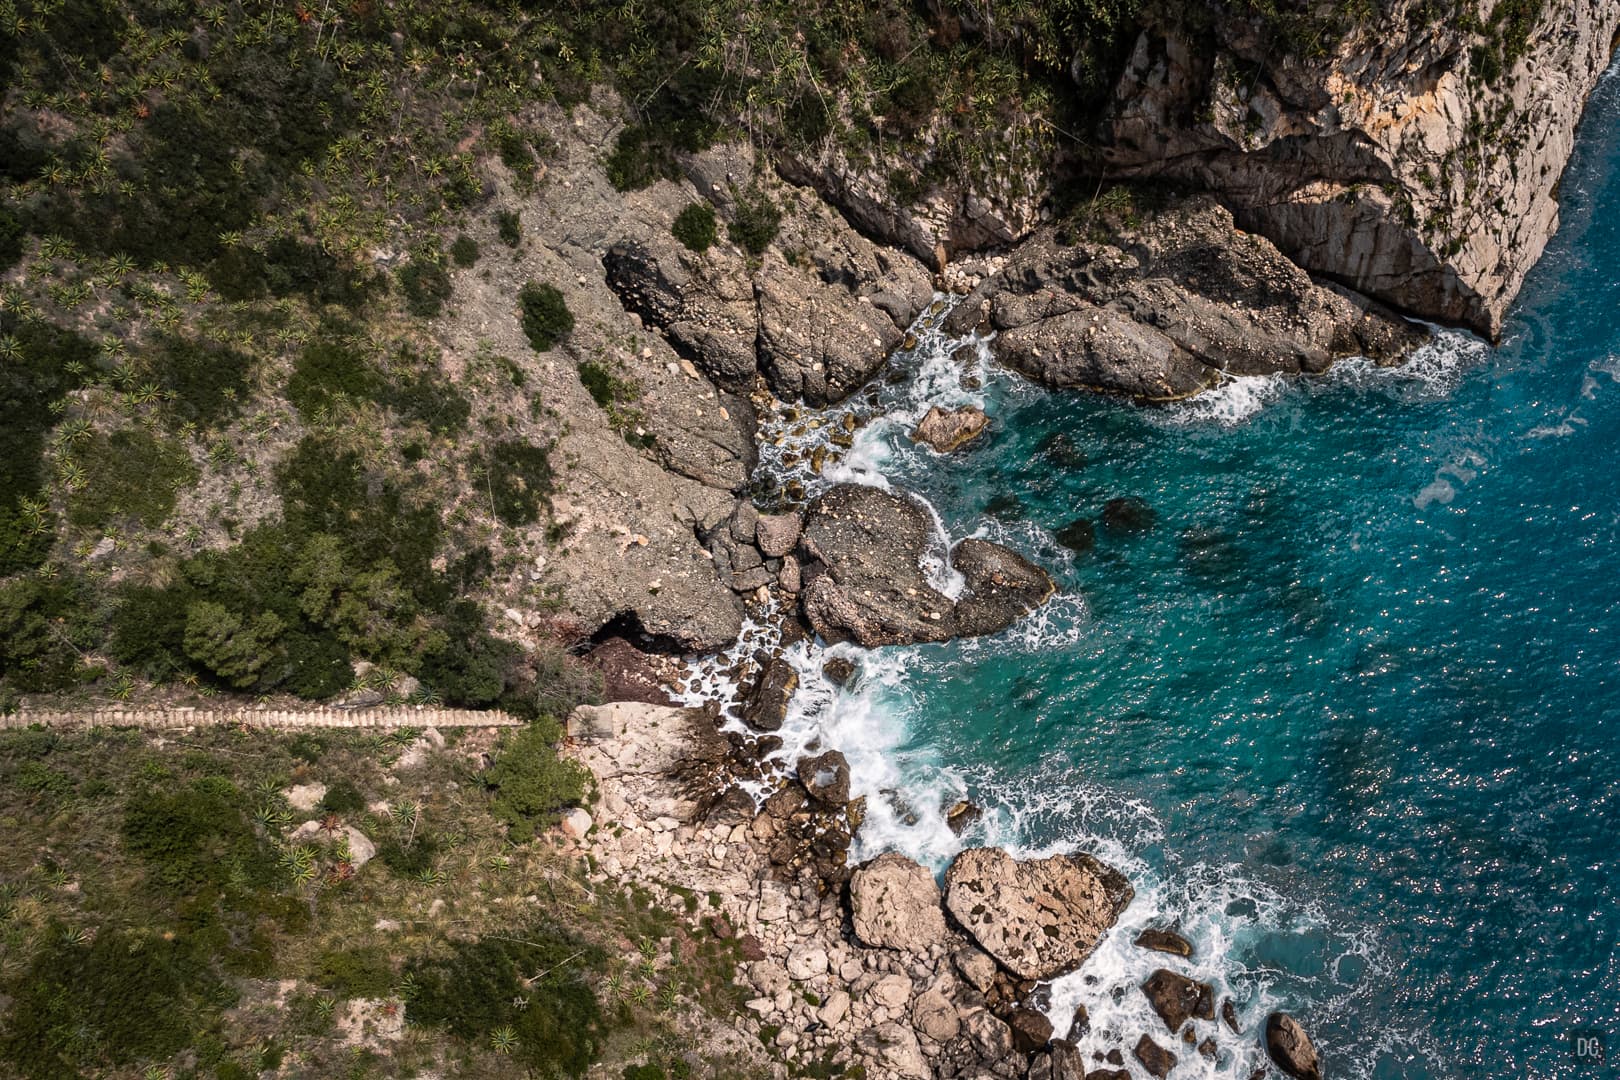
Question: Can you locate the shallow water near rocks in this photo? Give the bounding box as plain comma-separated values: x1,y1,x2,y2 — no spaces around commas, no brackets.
689,69,1620,1079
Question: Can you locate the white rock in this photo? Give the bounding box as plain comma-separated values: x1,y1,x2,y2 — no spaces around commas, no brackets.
818,989,851,1027
786,945,829,981
284,782,327,812
560,808,593,841
342,826,376,869
870,972,913,1010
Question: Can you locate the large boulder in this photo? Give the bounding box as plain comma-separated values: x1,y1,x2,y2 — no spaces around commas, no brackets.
1141,968,1215,1033
943,848,1134,980
1133,1034,1176,1079
795,749,851,807
741,657,798,732
914,405,990,452
849,852,947,955
1265,1012,1323,1080
857,1022,931,1079
799,484,1054,646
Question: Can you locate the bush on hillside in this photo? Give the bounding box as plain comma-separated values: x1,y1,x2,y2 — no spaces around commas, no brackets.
519,282,574,352
484,720,588,842
728,186,780,255
671,201,717,252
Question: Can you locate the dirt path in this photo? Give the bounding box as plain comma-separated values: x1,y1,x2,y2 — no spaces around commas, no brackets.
0,705,522,731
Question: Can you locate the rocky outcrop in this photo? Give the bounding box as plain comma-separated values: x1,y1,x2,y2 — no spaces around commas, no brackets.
565,702,731,823
1134,927,1193,958
602,179,933,407
849,852,948,954
1140,968,1215,1033
741,656,798,732
942,848,1134,981
798,484,1055,646
1101,1,1620,336
945,197,1425,401
1266,1012,1324,1080
913,405,990,452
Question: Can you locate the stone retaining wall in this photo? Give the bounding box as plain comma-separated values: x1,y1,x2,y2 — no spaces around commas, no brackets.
0,706,522,731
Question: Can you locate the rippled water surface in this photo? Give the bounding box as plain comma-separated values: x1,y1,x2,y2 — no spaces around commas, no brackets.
715,69,1620,1079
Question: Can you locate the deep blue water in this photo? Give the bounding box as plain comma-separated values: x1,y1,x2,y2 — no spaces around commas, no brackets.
757,66,1620,1080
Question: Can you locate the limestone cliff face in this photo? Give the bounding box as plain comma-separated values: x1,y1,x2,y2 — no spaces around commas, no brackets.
1101,0,1620,337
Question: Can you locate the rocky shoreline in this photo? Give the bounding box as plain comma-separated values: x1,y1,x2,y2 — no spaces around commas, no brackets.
560,696,1324,1080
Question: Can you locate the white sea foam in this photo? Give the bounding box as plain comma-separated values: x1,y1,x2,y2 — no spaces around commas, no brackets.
1326,326,1489,401
675,298,1437,1079
1160,372,1289,428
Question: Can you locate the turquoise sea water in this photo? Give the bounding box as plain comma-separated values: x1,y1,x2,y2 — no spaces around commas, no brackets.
712,68,1620,1079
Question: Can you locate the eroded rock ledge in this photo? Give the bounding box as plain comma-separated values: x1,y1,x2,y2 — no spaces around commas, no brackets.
798,483,1056,646
945,196,1427,401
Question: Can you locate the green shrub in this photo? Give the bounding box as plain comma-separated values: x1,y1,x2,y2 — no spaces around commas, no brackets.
496,209,522,247
147,335,253,428
489,120,533,175
121,777,273,894
450,233,480,266
0,206,23,272
484,720,588,843
728,185,780,255
0,930,221,1079
184,600,285,689
286,335,381,416
487,440,554,527
0,576,97,694
625,1066,667,1080
519,282,574,352
404,924,608,1076
420,600,519,707
319,777,366,815
313,946,394,998
398,256,453,317
671,201,717,252
66,428,197,531
378,832,439,877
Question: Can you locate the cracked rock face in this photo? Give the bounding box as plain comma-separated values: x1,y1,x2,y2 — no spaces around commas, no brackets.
797,484,1055,646
1101,1,1620,337
943,848,1134,981
849,851,948,955
946,197,1426,402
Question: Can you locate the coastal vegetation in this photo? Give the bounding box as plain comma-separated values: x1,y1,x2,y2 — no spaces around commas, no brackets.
0,721,750,1078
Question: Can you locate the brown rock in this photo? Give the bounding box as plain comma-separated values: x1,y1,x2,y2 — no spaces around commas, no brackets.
1133,928,1194,958
1133,1034,1177,1079
1141,968,1215,1033
1006,1007,1054,1053
1265,1012,1323,1080
914,404,990,452
822,656,856,686
945,799,983,835
796,749,851,807
756,511,804,558
741,657,798,731
943,848,1133,980
584,638,675,705
1222,998,1241,1034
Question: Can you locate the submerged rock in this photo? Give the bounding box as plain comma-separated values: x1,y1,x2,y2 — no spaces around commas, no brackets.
1265,1012,1323,1080
1053,518,1096,553
821,656,856,686
799,484,1054,646
913,404,990,452
849,851,947,954
1102,496,1157,534
943,847,1134,980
